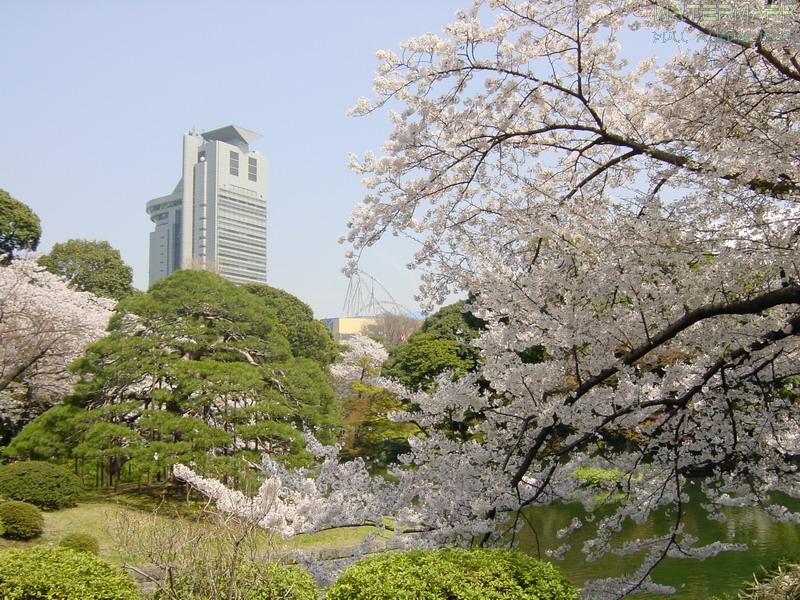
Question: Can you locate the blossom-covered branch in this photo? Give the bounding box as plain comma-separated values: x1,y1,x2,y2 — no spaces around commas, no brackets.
179,1,800,595
0,258,113,426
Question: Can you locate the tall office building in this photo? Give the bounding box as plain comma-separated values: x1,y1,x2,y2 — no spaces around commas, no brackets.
146,125,268,286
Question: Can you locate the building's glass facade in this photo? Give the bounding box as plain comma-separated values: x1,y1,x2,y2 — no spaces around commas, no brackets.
146,125,268,286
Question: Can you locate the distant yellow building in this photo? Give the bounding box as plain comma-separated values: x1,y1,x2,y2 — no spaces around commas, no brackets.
327,316,378,340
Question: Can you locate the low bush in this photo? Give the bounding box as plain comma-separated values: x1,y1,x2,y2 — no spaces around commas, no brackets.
572,466,622,488
0,460,83,509
0,547,140,599
324,547,579,600
0,500,44,539
59,532,100,555
247,563,318,600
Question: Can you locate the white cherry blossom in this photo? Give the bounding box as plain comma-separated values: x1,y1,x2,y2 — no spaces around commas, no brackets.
178,2,800,596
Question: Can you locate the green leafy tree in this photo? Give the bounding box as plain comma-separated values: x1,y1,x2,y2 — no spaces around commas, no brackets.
0,189,40,264
421,300,485,344
38,239,133,299
341,381,420,468
12,270,340,487
383,300,544,392
381,301,545,442
382,301,484,391
331,335,420,469
242,284,339,365
382,332,473,392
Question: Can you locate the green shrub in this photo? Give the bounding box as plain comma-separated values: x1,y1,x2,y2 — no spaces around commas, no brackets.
0,547,140,599
0,500,44,539
59,532,100,555
248,563,318,600
573,466,621,488
325,547,579,600
0,460,83,509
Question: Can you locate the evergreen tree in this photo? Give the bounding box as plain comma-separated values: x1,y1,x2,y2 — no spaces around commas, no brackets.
9,270,340,487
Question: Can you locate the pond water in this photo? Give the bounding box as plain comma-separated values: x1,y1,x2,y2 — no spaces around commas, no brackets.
516,490,800,599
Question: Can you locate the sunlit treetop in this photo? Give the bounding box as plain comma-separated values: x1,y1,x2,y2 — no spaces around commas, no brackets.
0,189,40,265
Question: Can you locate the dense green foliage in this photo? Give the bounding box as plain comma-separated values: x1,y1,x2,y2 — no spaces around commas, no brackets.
341,381,420,469
38,239,134,299
247,563,319,600
0,460,83,509
382,301,485,391
325,548,579,600
0,547,140,599
3,405,84,462
0,189,40,263
11,270,340,487
0,501,44,539
243,283,339,365
59,532,100,555
572,466,622,488
382,332,474,391
383,300,545,392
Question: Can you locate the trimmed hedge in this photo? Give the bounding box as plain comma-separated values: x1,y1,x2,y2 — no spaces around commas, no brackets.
0,547,140,599
59,532,100,555
0,501,43,539
248,563,319,600
0,461,83,509
324,548,579,600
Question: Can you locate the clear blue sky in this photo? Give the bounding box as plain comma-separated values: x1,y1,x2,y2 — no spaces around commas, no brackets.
0,0,470,318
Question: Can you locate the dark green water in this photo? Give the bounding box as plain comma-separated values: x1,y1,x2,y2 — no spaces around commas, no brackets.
517,493,800,599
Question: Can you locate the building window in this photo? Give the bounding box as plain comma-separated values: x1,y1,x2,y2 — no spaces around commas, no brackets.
248,157,257,182
198,150,206,163
230,151,239,176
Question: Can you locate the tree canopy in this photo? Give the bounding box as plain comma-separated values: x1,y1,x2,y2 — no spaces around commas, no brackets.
38,239,134,300
10,270,340,486
0,189,40,264
382,301,484,391
178,2,800,596
242,283,339,365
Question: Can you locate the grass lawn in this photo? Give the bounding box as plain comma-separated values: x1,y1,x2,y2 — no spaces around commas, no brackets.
0,502,172,563
286,524,391,551
0,494,389,564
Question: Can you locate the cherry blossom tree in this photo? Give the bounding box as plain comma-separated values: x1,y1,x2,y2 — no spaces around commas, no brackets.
0,258,113,436
330,334,390,384
178,1,800,596
330,334,418,467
